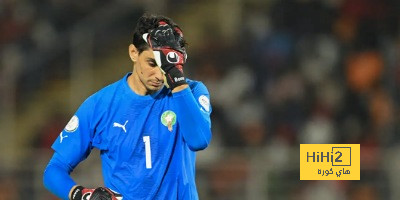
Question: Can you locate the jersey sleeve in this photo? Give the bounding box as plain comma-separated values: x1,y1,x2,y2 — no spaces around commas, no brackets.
51,96,96,168
43,152,77,200
191,81,212,127
172,81,212,151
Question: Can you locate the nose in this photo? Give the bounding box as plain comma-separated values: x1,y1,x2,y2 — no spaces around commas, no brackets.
155,67,164,82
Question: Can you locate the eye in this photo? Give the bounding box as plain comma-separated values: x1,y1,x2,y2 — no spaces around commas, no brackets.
148,62,157,67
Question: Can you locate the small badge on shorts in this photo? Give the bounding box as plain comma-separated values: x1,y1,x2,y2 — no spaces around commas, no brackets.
161,110,176,132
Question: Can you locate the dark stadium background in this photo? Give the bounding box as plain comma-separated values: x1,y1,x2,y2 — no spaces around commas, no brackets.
1,0,399,199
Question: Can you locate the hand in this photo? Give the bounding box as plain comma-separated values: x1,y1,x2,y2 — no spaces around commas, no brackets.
142,22,188,89
153,48,187,89
89,187,122,200
70,186,122,200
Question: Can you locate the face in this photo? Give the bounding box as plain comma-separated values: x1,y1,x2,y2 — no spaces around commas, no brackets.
129,44,164,93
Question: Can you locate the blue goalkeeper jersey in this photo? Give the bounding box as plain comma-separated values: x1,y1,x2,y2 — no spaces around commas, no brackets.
49,73,212,200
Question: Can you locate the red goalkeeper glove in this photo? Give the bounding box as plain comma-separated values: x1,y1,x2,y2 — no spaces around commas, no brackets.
143,21,187,89
70,186,122,200
153,47,186,89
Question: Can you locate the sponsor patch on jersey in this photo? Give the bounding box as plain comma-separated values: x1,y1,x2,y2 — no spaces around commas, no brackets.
198,95,210,112
161,110,176,132
65,115,79,132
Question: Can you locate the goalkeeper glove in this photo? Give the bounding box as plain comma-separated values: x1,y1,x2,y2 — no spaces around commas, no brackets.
142,21,187,89
70,186,122,200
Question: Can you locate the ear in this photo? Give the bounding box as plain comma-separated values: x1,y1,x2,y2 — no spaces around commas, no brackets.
129,44,139,62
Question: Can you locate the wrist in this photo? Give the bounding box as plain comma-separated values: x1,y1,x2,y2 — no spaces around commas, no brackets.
171,84,188,93
69,185,83,200
165,66,186,90
69,185,94,200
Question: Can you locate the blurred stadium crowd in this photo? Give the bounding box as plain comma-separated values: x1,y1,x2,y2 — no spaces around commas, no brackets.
1,0,400,199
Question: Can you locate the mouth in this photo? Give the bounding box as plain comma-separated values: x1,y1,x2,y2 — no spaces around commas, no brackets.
150,81,163,87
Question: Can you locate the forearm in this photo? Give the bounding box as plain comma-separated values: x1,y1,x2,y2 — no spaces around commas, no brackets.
172,87,211,151
43,153,77,200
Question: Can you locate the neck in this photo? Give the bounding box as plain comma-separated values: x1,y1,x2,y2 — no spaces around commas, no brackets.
128,72,148,95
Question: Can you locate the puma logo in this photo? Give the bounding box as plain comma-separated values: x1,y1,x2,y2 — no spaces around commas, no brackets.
59,132,68,143
113,120,128,133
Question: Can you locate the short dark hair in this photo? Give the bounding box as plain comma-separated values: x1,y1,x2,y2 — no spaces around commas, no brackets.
132,13,187,54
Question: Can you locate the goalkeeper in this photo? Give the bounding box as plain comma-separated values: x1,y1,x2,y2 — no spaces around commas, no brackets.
43,13,212,200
